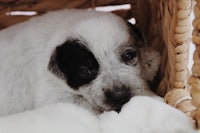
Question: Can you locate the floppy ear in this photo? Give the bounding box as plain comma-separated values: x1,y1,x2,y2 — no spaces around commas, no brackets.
127,22,146,48
127,22,161,90
139,46,161,82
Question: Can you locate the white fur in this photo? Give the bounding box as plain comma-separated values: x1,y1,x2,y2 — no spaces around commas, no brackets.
0,96,195,133
100,96,195,133
0,9,161,116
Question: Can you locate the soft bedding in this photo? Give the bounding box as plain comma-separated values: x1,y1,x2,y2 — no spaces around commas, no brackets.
0,96,195,133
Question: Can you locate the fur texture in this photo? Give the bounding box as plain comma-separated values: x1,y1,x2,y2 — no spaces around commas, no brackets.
0,96,195,133
0,9,160,116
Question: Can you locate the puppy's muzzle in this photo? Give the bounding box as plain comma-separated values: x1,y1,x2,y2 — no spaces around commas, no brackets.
104,86,132,112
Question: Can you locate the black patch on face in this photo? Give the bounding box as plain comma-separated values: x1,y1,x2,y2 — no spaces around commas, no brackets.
49,39,99,89
127,22,146,48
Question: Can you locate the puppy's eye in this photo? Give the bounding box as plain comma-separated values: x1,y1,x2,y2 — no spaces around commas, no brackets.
79,66,97,78
122,49,137,62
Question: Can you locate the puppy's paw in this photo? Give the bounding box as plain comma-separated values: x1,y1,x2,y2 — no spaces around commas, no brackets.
140,47,161,82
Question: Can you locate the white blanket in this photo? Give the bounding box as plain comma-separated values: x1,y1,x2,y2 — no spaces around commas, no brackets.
0,96,196,133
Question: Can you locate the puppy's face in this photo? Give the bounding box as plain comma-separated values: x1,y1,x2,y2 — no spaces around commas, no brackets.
49,13,148,112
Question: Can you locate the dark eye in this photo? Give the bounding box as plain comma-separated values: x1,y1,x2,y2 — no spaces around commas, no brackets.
79,66,97,78
122,49,137,62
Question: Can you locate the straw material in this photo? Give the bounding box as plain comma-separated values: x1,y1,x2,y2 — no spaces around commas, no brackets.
190,0,200,128
164,89,196,123
157,0,191,94
0,0,132,30
131,0,196,124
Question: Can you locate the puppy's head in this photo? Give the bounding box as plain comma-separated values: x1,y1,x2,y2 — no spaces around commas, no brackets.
48,11,158,112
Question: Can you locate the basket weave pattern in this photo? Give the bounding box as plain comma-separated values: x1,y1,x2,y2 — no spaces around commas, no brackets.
190,0,200,128
158,0,195,120
131,0,196,123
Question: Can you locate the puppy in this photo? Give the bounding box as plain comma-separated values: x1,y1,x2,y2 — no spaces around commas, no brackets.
0,9,160,116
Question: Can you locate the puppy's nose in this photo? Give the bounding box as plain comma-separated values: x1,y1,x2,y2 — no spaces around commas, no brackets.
104,87,132,111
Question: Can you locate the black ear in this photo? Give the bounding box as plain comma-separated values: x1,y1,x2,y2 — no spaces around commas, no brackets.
127,22,146,48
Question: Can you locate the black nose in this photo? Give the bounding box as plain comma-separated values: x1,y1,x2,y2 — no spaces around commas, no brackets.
104,87,132,111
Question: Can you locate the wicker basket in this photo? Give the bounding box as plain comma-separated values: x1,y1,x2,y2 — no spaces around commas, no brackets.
0,0,200,129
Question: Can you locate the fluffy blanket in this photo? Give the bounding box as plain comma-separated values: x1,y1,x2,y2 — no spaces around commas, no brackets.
0,96,196,133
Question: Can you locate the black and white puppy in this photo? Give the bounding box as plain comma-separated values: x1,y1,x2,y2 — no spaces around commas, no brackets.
0,9,160,116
